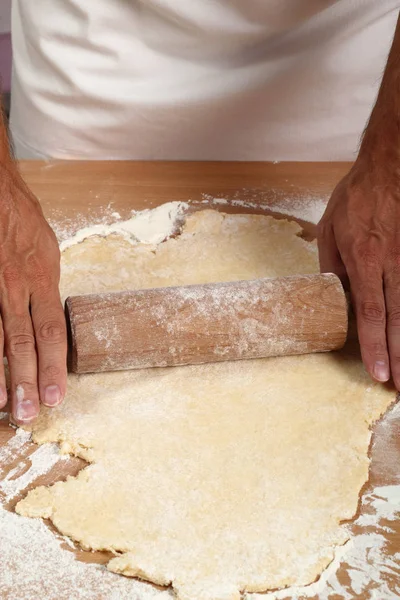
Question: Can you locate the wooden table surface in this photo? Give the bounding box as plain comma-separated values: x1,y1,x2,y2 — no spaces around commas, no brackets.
1,161,399,599
18,160,350,236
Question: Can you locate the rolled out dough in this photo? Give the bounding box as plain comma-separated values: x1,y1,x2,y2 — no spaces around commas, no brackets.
16,210,394,600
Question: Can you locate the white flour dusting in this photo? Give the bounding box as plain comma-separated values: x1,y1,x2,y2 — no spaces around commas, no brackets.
0,443,67,502
59,201,188,251
0,502,167,600
203,192,328,225
1,199,399,599
260,486,400,600
260,196,327,225
0,428,31,464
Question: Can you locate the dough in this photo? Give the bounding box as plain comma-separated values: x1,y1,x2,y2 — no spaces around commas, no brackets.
16,210,394,600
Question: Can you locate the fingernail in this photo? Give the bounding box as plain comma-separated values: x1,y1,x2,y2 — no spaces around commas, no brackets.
15,399,37,422
44,385,61,407
373,361,390,382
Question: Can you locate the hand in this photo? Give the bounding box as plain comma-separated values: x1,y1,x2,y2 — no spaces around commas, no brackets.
317,156,400,387
0,165,67,423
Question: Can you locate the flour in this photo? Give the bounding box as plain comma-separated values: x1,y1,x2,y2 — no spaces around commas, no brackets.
0,427,30,464
59,201,188,251
259,194,327,225
0,422,164,600
0,502,166,600
260,486,400,600
1,200,399,599
0,443,67,502
204,192,328,225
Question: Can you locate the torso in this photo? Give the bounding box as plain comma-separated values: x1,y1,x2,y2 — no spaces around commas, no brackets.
10,1,400,160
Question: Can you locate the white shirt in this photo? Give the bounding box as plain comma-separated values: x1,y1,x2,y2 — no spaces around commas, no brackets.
10,1,400,160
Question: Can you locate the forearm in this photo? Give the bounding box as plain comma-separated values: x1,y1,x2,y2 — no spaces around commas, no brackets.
359,12,400,168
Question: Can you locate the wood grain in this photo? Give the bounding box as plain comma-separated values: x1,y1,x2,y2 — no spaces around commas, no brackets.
66,274,348,373
19,160,351,240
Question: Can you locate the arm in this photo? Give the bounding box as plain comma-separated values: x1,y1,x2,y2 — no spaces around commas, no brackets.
0,99,67,422
318,12,400,387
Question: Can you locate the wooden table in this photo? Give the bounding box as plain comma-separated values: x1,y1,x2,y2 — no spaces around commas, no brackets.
18,160,350,236
1,161,399,599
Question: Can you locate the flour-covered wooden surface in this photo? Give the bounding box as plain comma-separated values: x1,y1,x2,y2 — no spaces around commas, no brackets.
0,161,399,600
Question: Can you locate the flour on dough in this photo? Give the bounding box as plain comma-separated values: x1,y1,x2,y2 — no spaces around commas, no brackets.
16,210,394,600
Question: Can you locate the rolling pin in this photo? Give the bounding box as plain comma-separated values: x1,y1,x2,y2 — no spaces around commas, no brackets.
65,273,348,374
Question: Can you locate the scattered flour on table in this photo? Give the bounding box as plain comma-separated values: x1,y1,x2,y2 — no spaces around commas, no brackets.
202,192,328,225
261,400,400,599
260,195,327,225
59,201,188,250
1,199,399,599
260,487,400,600
0,502,168,600
0,428,31,463
0,430,165,598
0,443,68,502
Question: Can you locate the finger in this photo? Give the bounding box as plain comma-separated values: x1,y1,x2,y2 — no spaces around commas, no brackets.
0,317,7,409
384,266,400,389
317,222,348,288
30,288,67,408
346,266,389,383
2,301,40,424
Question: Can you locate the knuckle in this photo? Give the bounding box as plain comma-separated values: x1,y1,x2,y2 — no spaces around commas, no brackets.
10,306,29,320
349,240,383,272
29,262,56,292
15,379,36,389
8,333,36,357
387,246,400,263
385,249,400,278
1,265,23,290
357,248,381,270
42,364,62,379
14,380,39,398
359,301,385,325
385,267,400,281
37,319,66,344
364,341,387,356
34,272,53,292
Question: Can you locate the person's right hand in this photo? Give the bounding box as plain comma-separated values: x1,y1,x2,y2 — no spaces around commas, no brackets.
317,156,400,389
0,165,67,424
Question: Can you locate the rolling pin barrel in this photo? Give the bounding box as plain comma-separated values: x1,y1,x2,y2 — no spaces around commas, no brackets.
65,273,348,374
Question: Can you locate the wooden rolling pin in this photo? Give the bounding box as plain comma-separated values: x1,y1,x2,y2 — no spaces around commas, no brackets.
65,273,348,374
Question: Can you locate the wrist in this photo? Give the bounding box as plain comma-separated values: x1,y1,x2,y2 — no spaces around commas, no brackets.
354,116,400,188
0,157,20,183
0,162,41,212
359,121,398,165
0,162,22,194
